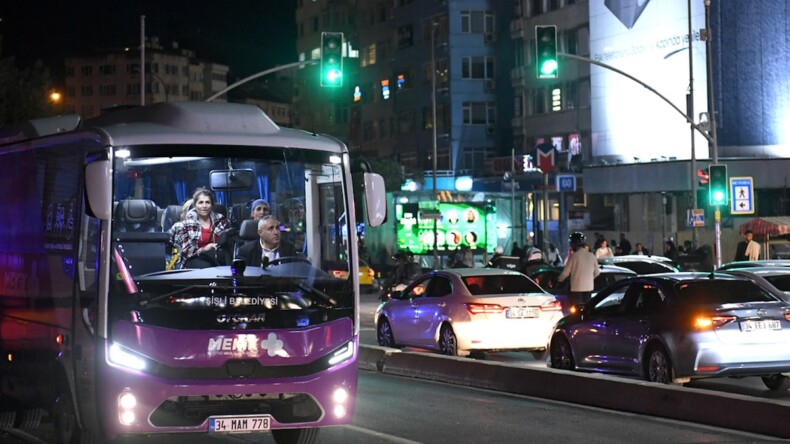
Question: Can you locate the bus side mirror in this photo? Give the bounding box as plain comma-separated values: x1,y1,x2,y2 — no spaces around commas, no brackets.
85,160,112,220
364,172,387,227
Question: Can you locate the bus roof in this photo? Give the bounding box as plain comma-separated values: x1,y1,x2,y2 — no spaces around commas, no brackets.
1,102,347,154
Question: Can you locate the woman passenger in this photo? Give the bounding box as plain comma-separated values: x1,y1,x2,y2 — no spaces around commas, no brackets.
174,187,231,268
251,199,271,221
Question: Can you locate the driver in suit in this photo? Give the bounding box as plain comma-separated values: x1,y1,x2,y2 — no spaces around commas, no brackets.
239,215,296,267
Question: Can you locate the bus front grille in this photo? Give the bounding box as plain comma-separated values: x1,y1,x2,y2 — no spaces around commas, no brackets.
149,392,322,427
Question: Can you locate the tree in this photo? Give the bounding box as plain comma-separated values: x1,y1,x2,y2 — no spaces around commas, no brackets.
361,156,413,193
0,36,53,125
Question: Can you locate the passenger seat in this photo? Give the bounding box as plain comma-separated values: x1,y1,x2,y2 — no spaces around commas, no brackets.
115,199,159,232
114,199,169,275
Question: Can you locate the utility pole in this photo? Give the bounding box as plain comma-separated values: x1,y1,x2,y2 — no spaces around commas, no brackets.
431,19,439,270
140,15,145,106
704,0,721,268
687,0,698,250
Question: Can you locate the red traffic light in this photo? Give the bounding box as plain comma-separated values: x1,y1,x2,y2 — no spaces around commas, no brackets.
697,168,709,185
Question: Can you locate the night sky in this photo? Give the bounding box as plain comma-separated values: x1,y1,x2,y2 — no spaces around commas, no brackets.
0,0,297,81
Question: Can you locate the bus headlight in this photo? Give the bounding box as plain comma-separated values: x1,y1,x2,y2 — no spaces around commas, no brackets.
108,343,147,371
327,341,354,366
332,387,349,418
118,391,137,426
332,387,349,404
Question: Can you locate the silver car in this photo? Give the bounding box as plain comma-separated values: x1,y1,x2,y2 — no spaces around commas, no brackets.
549,273,790,390
723,267,790,302
375,268,563,359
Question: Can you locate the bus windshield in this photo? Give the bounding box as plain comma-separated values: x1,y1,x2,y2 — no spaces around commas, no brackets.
109,144,353,329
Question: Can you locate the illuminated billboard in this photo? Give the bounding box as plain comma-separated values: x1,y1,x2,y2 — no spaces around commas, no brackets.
395,202,497,254
590,0,708,162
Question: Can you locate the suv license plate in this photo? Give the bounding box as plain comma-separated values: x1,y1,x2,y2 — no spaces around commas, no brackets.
209,415,272,433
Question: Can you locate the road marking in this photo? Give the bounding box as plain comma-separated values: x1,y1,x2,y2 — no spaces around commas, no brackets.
343,424,424,444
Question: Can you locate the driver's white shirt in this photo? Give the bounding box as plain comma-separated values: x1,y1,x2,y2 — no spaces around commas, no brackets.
261,239,279,262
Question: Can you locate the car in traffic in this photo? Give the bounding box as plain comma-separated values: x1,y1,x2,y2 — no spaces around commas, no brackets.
528,264,637,314
717,259,790,271
328,259,379,291
548,272,790,391
720,266,790,302
597,254,680,274
375,268,563,359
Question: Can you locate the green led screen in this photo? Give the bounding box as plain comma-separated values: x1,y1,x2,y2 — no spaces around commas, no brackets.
395,202,497,254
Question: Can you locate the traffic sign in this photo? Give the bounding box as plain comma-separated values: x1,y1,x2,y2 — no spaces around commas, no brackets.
687,209,705,227
536,143,555,174
556,174,576,192
730,176,755,215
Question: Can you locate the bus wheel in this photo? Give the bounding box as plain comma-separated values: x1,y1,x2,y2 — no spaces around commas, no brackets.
52,389,77,444
272,427,319,444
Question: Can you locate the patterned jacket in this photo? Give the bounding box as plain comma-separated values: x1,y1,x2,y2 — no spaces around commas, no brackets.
169,210,230,266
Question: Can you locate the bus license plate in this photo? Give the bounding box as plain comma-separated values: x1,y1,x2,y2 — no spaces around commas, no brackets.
506,307,539,319
741,320,781,332
209,415,272,433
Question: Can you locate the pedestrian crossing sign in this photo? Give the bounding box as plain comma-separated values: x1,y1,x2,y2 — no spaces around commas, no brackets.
730,176,754,215
687,209,705,227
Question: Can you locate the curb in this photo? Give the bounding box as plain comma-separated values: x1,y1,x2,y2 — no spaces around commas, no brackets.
358,345,790,439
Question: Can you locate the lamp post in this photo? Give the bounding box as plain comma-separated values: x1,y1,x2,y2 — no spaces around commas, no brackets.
704,0,721,267
687,0,698,250
511,148,516,244
431,19,439,269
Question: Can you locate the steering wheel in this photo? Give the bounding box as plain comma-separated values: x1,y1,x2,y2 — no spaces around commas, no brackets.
267,256,312,267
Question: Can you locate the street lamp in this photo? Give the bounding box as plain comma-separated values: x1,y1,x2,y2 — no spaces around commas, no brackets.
431,19,439,269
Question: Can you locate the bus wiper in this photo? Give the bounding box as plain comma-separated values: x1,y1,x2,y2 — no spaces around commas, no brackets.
139,284,202,307
298,282,337,306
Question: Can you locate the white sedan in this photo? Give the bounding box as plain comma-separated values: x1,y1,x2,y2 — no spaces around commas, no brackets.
375,268,563,358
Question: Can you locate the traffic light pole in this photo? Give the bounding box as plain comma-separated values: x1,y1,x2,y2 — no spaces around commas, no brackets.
559,53,713,144
206,60,318,102
559,51,722,266
704,0,721,268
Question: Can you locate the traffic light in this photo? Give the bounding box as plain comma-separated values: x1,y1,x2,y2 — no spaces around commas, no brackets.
697,167,709,186
708,164,728,206
320,32,344,87
535,25,558,79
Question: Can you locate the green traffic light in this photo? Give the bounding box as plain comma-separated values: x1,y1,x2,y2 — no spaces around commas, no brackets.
707,164,728,206
540,60,558,76
325,68,342,84
535,25,558,79
320,32,344,87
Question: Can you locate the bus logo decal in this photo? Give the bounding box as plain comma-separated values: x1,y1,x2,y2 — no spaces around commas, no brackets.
207,332,285,357
261,332,285,357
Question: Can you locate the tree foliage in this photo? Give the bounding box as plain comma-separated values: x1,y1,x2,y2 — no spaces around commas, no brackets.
361,156,414,192
0,36,53,125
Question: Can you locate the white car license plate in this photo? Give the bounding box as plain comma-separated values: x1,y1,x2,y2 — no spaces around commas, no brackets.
506,307,539,319
209,415,272,433
741,320,781,332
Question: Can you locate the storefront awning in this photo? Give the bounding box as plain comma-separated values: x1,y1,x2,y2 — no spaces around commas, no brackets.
739,217,790,238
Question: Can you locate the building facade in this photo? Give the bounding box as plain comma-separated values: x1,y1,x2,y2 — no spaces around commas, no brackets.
64,37,228,118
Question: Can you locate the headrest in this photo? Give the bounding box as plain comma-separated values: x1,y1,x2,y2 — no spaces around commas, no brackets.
161,205,182,231
118,199,157,223
116,199,158,232
239,219,259,240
